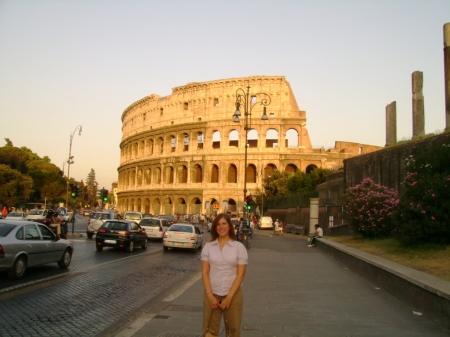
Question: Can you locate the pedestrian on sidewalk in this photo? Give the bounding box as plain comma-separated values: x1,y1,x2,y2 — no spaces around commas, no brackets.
201,213,248,337
308,224,323,247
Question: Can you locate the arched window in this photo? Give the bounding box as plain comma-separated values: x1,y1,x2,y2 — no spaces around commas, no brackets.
197,132,204,150
137,169,143,185
165,166,174,184
266,128,279,148
155,168,161,184
247,129,258,148
212,131,221,149
144,168,151,185
228,164,237,183
183,134,189,151
211,164,219,183
246,164,257,183
178,165,188,183
286,129,299,148
229,130,239,147
285,164,297,174
193,164,202,183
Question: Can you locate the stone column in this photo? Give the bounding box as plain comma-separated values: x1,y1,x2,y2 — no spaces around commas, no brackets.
412,71,425,137
385,101,397,146
444,23,450,130
309,198,319,234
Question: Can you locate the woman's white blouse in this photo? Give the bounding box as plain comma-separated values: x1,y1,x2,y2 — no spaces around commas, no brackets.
201,239,248,296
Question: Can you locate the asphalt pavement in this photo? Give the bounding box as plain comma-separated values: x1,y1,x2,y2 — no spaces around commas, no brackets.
109,231,449,337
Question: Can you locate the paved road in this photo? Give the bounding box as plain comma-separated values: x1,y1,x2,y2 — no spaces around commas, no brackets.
110,229,450,337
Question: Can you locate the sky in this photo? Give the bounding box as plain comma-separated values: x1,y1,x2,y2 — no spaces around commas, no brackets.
1,0,449,190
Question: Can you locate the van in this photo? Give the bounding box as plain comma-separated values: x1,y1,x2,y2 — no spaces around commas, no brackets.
258,216,273,229
124,211,143,222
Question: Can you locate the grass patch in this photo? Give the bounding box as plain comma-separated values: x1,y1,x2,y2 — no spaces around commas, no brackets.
327,236,450,282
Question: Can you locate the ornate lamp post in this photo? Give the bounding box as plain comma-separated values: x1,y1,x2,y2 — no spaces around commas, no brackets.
65,125,82,207
232,85,271,219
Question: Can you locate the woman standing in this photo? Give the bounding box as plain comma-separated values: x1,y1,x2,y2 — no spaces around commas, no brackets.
201,213,248,337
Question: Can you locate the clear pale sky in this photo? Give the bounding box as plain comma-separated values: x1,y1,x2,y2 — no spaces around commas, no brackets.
1,0,449,190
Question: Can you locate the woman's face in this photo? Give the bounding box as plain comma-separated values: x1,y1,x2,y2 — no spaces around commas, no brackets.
216,217,230,238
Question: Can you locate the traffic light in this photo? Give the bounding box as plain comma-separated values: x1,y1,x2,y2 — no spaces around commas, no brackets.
245,195,253,210
69,183,77,198
103,189,108,202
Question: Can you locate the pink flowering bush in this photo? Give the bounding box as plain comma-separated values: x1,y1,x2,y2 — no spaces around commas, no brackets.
342,178,399,238
393,144,450,245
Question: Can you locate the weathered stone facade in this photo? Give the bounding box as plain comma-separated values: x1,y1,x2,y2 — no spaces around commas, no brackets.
117,76,381,216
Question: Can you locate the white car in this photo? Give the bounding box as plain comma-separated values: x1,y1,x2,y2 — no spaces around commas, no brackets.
163,223,203,252
139,217,170,240
258,216,274,229
4,212,28,221
27,209,49,221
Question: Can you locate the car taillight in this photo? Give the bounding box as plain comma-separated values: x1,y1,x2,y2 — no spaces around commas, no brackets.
88,219,91,224
164,232,168,238
0,244,4,257
190,234,195,240
159,227,162,232
98,228,106,233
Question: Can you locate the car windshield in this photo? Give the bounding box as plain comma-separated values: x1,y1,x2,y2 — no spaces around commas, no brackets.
169,225,193,233
140,219,160,227
29,210,43,215
7,212,23,217
125,213,141,220
93,213,110,220
0,223,16,237
102,221,128,230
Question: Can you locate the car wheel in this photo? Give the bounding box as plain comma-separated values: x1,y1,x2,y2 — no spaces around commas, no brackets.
142,239,148,250
87,233,93,239
126,241,134,252
7,256,27,279
163,246,168,251
58,249,72,268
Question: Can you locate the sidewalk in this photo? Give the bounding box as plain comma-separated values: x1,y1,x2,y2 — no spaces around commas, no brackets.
112,233,449,337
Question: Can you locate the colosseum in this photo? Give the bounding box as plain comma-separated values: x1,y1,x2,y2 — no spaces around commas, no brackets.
117,75,381,216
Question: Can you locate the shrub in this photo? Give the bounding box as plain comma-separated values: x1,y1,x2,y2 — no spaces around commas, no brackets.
342,178,399,238
393,144,450,245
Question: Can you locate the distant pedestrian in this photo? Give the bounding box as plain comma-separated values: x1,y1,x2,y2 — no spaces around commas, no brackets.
308,224,323,247
1,206,7,219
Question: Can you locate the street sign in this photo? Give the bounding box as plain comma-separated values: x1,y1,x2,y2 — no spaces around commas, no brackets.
57,207,67,216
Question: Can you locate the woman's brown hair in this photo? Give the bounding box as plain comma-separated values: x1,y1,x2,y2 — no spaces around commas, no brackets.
209,213,236,241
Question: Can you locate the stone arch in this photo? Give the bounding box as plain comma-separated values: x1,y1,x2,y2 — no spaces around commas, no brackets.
264,164,277,177
193,164,203,183
183,133,189,151
228,164,237,183
285,164,298,174
306,164,319,174
211,164,219,183
212,130,221,149
129,198,135,211
158,137,164,154
136,198,142,212
137,169,143,185
144,168,151,185
170,135,176,153
266,128,279,148
152,197,161,215
247,129,259,148
175,198,187,214
139,140,145,156
163,197,172,215
143,198,151,214
191,197,202,215
246,164,257,183
154,167,161,184
229,129,239,147
178,165,188,183
285,129,299,148
165,166,174,184
130,169,136,186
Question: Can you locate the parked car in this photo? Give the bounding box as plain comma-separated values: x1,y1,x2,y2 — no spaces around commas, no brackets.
163,223,203,252
0,220,73,279
124,211,144,222
158,215,175,225
139,217,170,240
86,211,122,238
258,216,274,229
143,213,153,218
95,220,148,252
82,210,92,217
27,209,49,221
4,211,28,221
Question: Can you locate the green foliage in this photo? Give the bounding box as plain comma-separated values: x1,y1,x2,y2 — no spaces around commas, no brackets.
287,168,329,193
393,144,450,245
263,170,291,197
0,164,33,206
342,178,399,238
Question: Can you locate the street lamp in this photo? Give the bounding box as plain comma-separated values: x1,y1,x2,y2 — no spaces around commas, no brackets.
65,125,82,207
232,85,271,219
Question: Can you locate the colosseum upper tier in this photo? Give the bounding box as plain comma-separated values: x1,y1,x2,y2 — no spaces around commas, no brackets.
118,75,381,216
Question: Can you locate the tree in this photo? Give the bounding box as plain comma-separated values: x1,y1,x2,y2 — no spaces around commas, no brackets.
393,144,450,245
263,170,291,197
85,169,98,207
0,164,33,206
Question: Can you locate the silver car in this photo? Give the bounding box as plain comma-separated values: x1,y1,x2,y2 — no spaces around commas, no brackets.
139,217,170,240
4,211,28,221
163,223,203,252
0,220,74,279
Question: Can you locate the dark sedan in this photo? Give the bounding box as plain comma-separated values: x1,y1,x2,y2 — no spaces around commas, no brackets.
95,220,148,252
